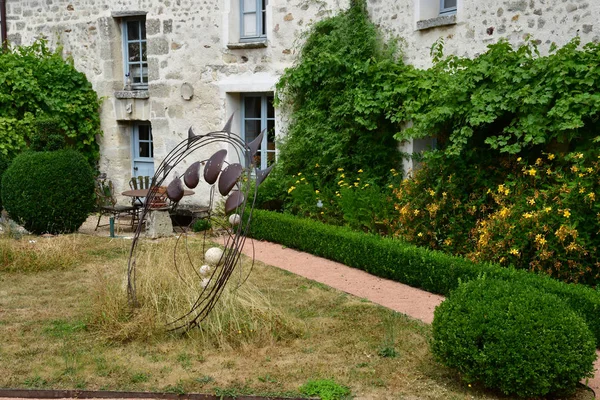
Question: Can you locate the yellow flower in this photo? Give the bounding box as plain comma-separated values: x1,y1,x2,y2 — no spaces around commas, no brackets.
287,186,296,193
563,210,571,218
358,169,363,173
338,180,345,186
523,212,534,219
300,177,306,181
315,190,320,194
587,167,593,173
414,209,420,216
390,168,396,173
548,153,555,160
388,184,394,189
320,211,324,215
354,182,359,187
417,232,423,237
546,168,552,175
517,157,522,162
315,163,319,167
442,192,447,197
444,238,453,246
296,180,300,184
298,172,302,176
535,234,547,245
337,168,344,172
587,193,596,201
579,188,586,194
364,183,370,188
428,189,435,196
528,168,537,176
544,206,552,213
340,173,345,178
356,177,360,181
576,152,584,159
528,198,535,206
535,158,543,166
571,165,579,173
509,248,520,256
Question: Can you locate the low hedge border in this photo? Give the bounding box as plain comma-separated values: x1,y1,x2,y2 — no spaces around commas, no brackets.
247,210,600,346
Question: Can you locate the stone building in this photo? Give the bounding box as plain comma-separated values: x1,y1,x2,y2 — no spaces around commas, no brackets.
1,0,597,205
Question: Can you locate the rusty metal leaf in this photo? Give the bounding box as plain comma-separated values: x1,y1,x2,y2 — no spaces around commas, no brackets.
218,163,243,196
255,165,274,186
222,112,235,134
167,177,185,202
246,129,265,164
225,191,245,214
204,149,227,184
184,161,201,189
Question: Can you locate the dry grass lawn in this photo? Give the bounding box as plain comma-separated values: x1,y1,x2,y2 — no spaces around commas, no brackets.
0,234,592,399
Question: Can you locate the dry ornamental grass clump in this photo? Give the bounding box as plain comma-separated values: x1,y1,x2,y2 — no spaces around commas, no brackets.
90,238,305,347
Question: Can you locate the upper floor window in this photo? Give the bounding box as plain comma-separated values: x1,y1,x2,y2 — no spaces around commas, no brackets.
240,0,266,41
439,0,457,15
123,18,148,89
242,93,275,170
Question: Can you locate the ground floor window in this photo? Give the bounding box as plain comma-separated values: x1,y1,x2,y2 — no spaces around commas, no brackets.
132,122,154,177
241,93,275,170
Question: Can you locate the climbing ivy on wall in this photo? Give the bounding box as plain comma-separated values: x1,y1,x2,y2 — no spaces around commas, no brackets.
0,39,102,162
393,37,600,155
276,0,406,183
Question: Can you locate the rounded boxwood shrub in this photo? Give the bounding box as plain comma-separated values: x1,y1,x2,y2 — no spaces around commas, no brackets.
431,278,596,398
1,150,96,234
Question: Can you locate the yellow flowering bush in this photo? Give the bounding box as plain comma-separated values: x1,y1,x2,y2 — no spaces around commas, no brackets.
389,149,600,285
470,152,600,284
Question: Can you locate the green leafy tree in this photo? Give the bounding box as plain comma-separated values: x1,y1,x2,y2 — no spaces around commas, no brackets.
0,39,102,162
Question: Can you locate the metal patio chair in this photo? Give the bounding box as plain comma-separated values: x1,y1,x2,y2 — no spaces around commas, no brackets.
95,178,137,231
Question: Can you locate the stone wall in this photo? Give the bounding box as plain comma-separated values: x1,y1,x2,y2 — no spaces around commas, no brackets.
3,0,598,203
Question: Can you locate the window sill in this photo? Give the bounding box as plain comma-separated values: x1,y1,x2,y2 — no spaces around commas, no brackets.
114,90,150,99
227,41,267,50
416,14,457,31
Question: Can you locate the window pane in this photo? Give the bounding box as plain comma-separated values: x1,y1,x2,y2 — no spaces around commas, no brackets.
141,21,146,39
141,42,147,61
261,10,266,35
267,96,274,118
243,0,257,12
267,120,275,146
128,42,140,62
244,120,261,143
243,14,257,36
141,64,148,83
444,0,457,8
139,142,151,158
244,96,261,118
139,125,150,141
129,64,142,83
266,150,275,166
127,21,140,40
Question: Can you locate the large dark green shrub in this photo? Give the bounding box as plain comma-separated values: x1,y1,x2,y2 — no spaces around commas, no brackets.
432,278,596,397
1,150,96,234
247,210,600,346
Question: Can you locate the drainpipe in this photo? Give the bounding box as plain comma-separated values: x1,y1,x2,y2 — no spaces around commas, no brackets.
0,0,7,52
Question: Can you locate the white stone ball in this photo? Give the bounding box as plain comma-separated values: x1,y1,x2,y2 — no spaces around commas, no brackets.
205,247,224,266
201,278,210,288
199,264,211,276
229,213,241,226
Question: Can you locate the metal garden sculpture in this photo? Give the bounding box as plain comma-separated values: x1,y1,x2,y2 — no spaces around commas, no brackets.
126,114,273,331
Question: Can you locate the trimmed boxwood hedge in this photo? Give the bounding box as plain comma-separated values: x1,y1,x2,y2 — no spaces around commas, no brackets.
247,210,600,346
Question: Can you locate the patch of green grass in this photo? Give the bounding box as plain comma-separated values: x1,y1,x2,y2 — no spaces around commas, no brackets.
299,379,351,400
195,375,214,387
43,319,87,338
22,375,48,388
130,372,150,384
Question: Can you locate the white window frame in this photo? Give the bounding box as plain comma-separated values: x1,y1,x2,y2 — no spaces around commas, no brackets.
122,18,148,90
439,0,457,15
240,0,266,42
241,93,275,170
